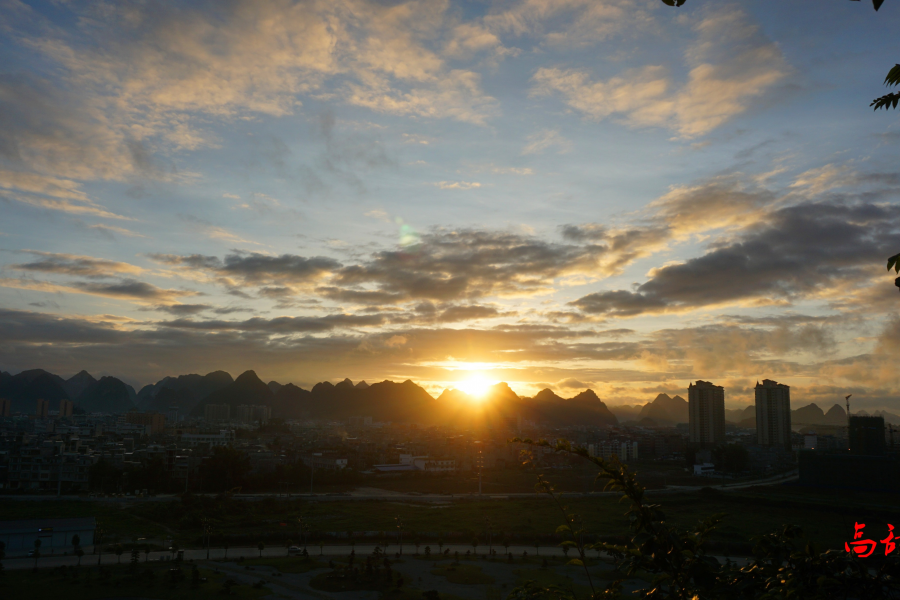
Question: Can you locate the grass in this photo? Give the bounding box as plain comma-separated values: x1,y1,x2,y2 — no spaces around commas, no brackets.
1,475,886,555
0,562,270,600
430,563,495,585
308,569,394,592
237,555,329,573
513,567,593,598
0,498,171,544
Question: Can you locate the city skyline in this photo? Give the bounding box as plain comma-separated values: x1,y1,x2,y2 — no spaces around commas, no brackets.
2,1,900,413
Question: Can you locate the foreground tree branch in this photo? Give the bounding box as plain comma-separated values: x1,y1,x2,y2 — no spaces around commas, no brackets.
509,437,900,599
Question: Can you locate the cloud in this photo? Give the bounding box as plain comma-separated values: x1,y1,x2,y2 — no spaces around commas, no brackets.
332,228,609,303
560,174,779,276
32,0,497,125
435,181,481,190
0,0,499,211
530,7,789,137
159,313,386,333
9,251,144,278
150,251,342,291
437,304,506,322
0,168,131,219
70,279,197,303
0,277,195,304
178,215,263,246
522,129,572,155
152,304,212,316
482,0,645,47
557,377,591,390
571,200,900,317
87,224,147,238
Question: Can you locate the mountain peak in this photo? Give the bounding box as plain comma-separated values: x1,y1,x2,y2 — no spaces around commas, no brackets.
355,380,369,389
534,388,563,402
235,370,264,385
571,389,600,402
335,378,355,390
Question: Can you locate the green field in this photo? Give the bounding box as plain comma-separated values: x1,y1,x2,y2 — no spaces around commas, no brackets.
0,562,270,600
431,563,495,584
0,480,887,555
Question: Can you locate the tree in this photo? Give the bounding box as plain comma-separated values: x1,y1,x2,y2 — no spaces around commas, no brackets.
115,543,123,564
502,535,510,556
144,543,150,563
95,523,104,567
437,535,444,555
395,516,404,556
888,253,900,292
32,539,41,571
257,541,265,558
512,437,900,600
71,535,81,566
661,0,887,10
871,65,900,111
471,536,479,557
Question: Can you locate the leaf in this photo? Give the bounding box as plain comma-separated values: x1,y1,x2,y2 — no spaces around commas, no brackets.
873,0,886,10
884,64,900,87
888,253,900,273
871,92,900,111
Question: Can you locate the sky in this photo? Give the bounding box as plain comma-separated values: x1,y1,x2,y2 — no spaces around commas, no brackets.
1,0,899,411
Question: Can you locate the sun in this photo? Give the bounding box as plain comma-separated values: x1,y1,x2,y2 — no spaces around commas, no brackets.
456,374,494,399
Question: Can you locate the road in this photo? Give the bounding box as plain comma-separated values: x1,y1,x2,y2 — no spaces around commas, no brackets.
0,470,798,504
2,542,752,570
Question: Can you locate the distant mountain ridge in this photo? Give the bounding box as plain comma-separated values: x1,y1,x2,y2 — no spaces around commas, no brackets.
4,368,898,426
0,369,135,413
608,393,688,425
137,371,234,413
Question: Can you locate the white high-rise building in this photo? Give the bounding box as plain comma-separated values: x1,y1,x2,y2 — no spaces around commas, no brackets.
755,379,792,451
688,381,725,447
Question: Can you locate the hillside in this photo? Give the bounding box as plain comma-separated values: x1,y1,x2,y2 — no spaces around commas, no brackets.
0,369,70,412
191,370,274,416
75,376,135,413
63,370,96,399
637,393,688,424
138,371,234,413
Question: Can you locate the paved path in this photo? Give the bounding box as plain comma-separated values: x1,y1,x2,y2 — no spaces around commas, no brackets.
0,471,798,504
3,542,751,570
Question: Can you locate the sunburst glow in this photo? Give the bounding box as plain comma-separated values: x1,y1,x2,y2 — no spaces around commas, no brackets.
455,374,495,399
